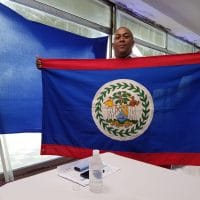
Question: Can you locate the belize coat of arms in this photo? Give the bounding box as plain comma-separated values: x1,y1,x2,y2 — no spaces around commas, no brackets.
92,79,154,141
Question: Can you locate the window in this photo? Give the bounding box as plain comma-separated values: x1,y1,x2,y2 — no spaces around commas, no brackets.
135,44,165,56
35,0,111,28
168,34,193,53
5,133,59,170
3,0,107,38
117,11,166,48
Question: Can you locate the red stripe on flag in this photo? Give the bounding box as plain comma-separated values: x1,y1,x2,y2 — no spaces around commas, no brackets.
41,144,200,166
38,53,200,70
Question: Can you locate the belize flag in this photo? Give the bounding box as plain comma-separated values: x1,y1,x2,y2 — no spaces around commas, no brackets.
39,53,200,165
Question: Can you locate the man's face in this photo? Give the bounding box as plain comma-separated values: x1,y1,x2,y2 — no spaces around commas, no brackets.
113,27,134,58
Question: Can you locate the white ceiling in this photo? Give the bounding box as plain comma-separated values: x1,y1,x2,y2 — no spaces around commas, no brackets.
112,0,200,46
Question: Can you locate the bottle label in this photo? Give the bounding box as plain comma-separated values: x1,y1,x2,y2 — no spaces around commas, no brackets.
92,170,102,179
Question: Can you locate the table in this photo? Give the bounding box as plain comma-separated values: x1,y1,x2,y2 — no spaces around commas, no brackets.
0,152,200,200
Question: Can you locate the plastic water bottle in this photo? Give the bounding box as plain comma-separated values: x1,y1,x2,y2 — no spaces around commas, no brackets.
89,149,104,193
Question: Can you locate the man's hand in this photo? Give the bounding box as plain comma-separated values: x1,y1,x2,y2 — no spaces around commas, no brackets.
36,58,42,69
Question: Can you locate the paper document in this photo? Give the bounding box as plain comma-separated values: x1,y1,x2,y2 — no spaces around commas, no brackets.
57,159,120,186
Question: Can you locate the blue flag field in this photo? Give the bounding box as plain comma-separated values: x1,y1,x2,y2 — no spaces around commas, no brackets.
0,3,107,133
40,53,200,166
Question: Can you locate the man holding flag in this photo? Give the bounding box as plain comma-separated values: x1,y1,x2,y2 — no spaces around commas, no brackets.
38,27,200,168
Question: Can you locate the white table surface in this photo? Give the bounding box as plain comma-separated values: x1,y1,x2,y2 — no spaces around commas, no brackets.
0,152,200,200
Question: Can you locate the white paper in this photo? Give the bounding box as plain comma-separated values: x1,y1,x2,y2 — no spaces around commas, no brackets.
57,159,120,187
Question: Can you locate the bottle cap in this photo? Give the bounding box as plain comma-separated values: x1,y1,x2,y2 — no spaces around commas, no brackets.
93,149,99,155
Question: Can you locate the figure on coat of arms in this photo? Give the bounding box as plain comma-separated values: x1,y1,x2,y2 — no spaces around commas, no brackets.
103,97,115,120
103,91,140,128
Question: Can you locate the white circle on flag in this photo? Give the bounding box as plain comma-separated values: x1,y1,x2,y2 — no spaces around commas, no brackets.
92,79,154,141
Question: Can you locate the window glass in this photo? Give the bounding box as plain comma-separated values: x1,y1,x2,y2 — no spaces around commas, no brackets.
168,35,193,53
4,133,58,170
36,0,111,27
117,11,166,48
194,47,200,52
2,0,106,38
135,44,165,56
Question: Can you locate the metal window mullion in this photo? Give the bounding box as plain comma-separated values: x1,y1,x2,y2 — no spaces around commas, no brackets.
1,135,14,181
0,136,10,182
109,4,117,58
165,32,169,54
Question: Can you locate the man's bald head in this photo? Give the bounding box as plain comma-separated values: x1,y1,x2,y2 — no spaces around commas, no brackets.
113,27,134,58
